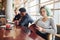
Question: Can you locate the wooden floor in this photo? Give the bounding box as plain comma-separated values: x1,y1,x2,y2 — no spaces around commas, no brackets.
0,26,45,40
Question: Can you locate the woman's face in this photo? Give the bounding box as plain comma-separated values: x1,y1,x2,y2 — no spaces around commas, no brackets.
40,8,47,17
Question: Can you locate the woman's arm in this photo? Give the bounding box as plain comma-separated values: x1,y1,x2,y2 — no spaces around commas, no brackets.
44,18,57,34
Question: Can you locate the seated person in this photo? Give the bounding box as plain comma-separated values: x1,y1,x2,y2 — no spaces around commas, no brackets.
31,6,57,40
13,8,33,33
0,7,5,15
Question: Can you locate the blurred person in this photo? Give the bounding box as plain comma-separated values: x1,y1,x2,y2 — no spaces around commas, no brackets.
0,7,5,15
13,8,33,33
32,6,57,40
14,7,18,15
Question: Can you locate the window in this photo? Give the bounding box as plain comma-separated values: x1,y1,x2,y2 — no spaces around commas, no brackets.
25,0,40,20
14,0,60,25
54,2,60,9
53,2,60,24
53,10,60,24
40,0,50,3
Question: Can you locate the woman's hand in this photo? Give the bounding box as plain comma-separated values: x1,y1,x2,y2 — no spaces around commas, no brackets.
36,26,46,32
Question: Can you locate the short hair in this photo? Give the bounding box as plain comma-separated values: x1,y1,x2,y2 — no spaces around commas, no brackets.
19,8,26,12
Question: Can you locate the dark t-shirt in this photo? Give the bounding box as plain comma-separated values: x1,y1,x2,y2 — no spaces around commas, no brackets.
0,10,5,15
13,14,21,20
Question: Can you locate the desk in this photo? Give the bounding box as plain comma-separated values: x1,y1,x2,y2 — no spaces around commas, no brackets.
0,26,45,40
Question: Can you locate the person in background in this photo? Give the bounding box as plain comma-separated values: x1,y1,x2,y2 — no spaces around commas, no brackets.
0,7,5,15
34,6,57,40
0,7,6,25
14,7,18,15
13,8,33,33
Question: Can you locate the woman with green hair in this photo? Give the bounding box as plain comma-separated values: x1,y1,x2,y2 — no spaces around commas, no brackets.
33,6,57,40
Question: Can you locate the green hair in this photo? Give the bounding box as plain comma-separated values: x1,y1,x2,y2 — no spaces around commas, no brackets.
45,6,51,16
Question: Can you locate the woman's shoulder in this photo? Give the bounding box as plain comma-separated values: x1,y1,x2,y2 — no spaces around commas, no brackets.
37,17,42,21
48,17,54,21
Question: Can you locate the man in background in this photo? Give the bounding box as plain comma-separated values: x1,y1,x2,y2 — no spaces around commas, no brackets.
13,8,33,33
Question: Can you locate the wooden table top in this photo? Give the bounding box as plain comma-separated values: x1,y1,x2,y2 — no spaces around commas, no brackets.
0,26,45,40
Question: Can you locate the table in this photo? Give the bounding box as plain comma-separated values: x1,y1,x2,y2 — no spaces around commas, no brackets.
0,25,45,40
